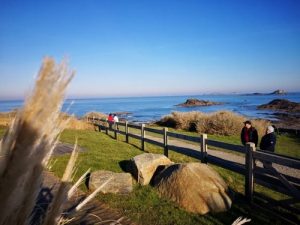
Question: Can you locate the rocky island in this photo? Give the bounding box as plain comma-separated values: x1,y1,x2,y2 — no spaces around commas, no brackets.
176,98,222,107
258,99,300,113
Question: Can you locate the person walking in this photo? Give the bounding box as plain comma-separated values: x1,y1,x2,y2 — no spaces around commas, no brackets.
260,125,276,168
241,120,258,147
107,113,114,129
113,114,119,130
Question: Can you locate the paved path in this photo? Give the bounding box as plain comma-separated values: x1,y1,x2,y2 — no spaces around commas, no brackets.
144,134,300,179
53,142,85,155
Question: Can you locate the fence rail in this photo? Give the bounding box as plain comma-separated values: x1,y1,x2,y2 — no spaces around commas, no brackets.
88,117,300,208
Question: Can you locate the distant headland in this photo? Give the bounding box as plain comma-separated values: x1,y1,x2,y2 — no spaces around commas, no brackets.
244,89,287,96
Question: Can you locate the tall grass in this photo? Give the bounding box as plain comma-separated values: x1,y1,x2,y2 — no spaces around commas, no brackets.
83,111,107,120
157,111,270,136
0,57,74,224
59,113,94,130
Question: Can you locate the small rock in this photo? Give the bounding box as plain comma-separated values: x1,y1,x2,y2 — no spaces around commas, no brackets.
89,170,133,194
130,153,173,185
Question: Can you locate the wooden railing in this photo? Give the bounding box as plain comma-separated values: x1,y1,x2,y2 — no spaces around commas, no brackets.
88,117,300,210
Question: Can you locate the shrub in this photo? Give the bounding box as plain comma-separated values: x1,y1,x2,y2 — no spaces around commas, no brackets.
157,111,205,131
83,111,107,120
196,111,245,135
157,111,270,136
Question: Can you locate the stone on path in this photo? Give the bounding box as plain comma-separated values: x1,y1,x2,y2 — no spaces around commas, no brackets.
131,153,173,185
89,170,133,194
153,162,232,215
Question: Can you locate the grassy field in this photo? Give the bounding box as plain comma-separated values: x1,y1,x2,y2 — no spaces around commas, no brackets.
0,126,299,224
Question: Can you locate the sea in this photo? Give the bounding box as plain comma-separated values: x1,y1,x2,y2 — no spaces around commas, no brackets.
1,93,300,123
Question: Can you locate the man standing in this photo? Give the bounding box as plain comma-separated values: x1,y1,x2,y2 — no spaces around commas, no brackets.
241,120,258,147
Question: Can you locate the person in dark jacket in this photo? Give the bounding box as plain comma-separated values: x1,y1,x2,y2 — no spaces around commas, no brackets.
260,125,276,168
241,120,258,147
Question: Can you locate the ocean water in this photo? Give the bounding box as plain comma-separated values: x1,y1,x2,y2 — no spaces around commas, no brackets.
1,93,300,122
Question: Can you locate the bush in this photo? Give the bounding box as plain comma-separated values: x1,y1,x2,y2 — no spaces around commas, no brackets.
157,111,270,136
196,111,245,135
157,111,205,131
83,111,107,120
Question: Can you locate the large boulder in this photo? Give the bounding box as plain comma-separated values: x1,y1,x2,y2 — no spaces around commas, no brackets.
131,153,173,185
89,170,133,194
153,163,232,214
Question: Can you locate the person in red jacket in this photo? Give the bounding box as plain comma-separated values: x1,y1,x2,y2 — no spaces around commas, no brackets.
241,120,258,147
107,113,114,129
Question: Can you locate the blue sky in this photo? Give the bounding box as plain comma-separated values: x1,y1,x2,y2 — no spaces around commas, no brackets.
0,0,300,99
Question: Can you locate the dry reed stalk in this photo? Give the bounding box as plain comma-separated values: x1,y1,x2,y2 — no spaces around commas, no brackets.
0,57,74,225
75,176,113,212
232,216,251,225
67,168,91,199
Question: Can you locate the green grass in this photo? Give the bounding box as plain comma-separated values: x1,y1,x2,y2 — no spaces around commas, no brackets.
0,126,299,224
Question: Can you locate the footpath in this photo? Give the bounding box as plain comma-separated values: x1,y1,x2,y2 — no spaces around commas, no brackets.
146,134,300,179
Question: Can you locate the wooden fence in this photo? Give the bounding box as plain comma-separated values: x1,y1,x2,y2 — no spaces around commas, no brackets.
88,117,300,212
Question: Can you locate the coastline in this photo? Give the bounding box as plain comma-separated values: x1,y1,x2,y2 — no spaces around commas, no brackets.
1,109,300,130
271,113,300,130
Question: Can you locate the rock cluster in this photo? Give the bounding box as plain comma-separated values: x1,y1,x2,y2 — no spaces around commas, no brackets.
88,153,232,214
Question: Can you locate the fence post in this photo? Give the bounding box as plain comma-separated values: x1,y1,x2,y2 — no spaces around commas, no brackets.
105,121,108,135
125,121,129,143
163,127,168,157
245,142,255,203
201,134,208,163
141,124,145,151
114,122,118,140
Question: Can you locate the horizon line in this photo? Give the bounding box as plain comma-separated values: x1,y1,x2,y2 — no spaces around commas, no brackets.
1,91,300,102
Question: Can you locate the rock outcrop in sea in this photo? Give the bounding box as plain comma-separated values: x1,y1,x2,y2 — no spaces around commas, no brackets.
176,98,222,107
258,99,300,112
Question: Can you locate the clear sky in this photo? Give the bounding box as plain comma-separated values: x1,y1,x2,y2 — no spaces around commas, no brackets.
0,0,300,99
